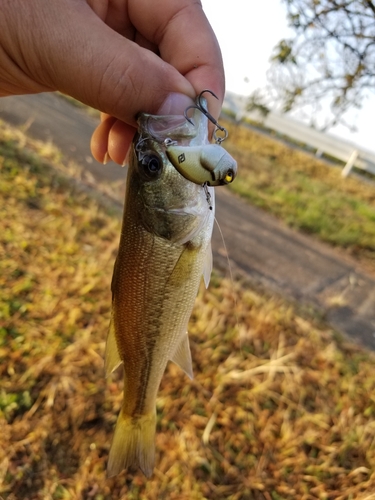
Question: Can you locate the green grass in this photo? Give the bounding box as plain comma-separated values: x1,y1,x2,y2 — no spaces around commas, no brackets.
222,119,375,271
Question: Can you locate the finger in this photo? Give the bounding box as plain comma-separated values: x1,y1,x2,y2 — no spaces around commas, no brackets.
91,116,136,165
107,120,136,164
129,0,225,120
88,1,159,53
22,0,196,125
90,115,116,163
100,112,112,123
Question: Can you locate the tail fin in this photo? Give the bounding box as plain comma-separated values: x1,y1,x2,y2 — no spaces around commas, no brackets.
107,410,156,478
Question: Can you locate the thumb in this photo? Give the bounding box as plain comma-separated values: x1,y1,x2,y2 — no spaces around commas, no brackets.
40,3,196,125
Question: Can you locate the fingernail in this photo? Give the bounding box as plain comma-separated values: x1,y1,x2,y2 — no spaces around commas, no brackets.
157,93,194,116
103,152,110,165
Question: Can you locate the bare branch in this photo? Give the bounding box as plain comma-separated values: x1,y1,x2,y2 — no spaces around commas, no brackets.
254,0,375,129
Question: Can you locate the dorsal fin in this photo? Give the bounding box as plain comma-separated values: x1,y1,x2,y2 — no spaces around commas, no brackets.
203,241,212,288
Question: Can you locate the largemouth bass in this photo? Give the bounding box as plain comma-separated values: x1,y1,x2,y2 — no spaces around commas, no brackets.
106,97,236,478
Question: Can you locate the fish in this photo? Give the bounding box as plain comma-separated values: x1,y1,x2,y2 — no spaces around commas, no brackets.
105,97,237,478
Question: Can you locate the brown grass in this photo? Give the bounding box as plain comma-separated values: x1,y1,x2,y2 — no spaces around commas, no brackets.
1,119,375,499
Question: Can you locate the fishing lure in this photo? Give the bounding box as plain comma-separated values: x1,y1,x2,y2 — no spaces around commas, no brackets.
165,90,237,187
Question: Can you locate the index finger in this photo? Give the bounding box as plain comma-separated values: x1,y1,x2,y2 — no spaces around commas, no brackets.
129,0,225,120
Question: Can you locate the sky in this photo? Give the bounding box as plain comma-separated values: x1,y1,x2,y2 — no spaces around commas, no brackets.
201,0,375,153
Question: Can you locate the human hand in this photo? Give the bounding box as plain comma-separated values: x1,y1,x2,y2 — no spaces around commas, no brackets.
0,0,224,165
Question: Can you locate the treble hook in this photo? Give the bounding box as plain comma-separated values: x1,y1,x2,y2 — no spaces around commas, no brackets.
184,89,228,144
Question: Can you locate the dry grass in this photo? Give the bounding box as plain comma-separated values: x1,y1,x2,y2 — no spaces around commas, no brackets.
1,119,375,499
221,118,375,272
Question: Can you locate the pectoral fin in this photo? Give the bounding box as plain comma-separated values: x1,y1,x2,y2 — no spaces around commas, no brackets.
203,242,212,288
170,332,193,380
105,318,123,376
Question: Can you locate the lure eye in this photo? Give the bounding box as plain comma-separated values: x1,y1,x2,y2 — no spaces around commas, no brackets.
224,169,234,184
140,153,162,179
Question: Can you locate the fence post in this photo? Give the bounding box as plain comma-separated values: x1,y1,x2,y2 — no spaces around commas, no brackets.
342,150,359,177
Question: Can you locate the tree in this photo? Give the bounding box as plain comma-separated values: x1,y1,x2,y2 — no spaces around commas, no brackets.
251,0,375,129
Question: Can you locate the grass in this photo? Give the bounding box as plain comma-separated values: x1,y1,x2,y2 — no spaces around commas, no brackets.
221,118,375,272
1,119,375,499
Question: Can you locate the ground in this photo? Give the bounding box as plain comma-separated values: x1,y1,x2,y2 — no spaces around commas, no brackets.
1,119,375,499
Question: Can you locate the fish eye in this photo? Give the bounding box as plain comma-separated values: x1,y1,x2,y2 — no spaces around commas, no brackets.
140,153,162,179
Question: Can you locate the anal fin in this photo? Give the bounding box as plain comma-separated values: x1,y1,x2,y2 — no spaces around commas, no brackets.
170,332,193,380
105,318,122,376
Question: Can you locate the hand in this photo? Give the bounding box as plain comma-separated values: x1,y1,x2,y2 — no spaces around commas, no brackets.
0,0,224,165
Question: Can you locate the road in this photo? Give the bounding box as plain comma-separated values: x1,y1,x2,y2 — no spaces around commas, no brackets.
1,93,374,347
224,91,375,177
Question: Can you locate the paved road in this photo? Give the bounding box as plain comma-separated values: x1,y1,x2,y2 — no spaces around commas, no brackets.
1,93,374,347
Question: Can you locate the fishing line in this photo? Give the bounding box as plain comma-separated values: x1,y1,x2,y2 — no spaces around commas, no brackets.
210,144,250,446
214,215,253,447
213,216,240,347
